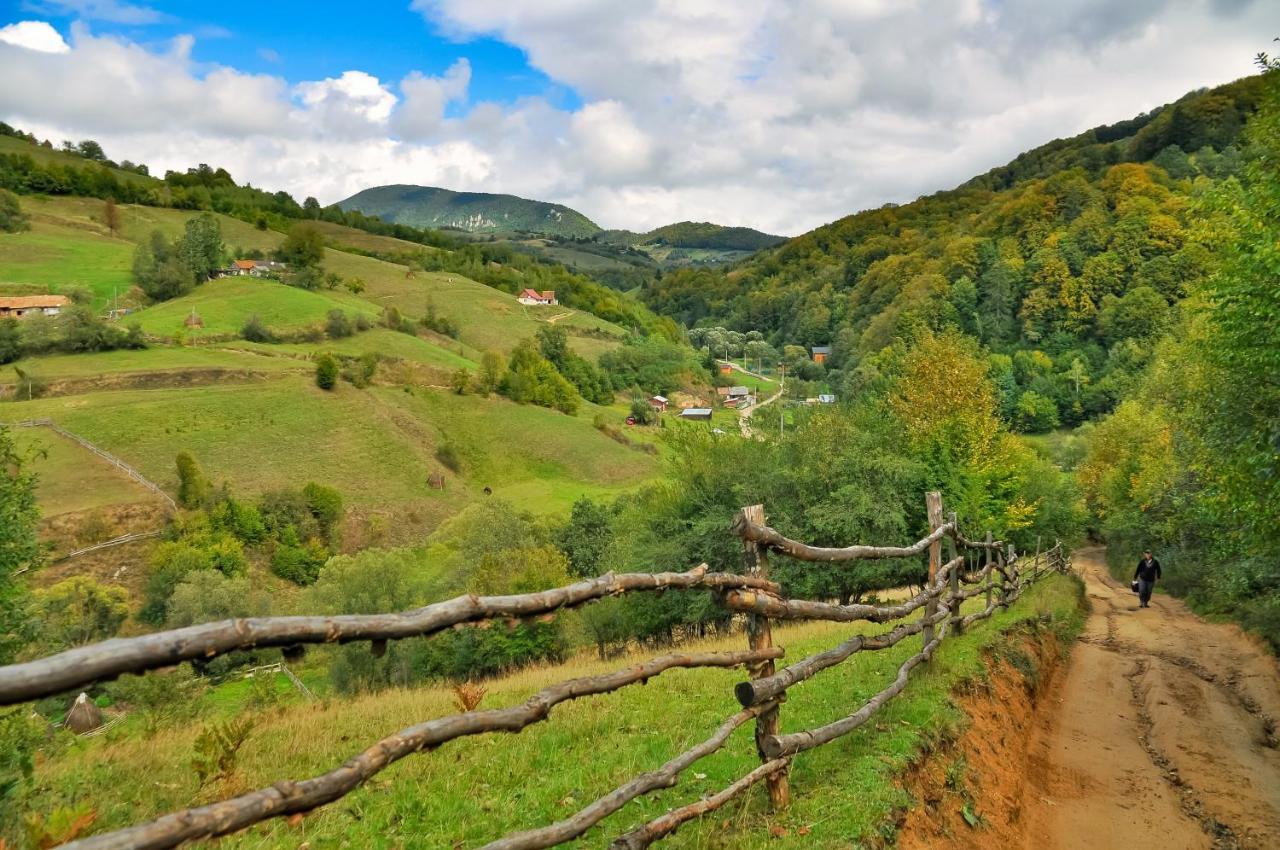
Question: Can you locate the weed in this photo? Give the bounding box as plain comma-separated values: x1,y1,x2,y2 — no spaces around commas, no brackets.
191,716,255,790
451,681,487,713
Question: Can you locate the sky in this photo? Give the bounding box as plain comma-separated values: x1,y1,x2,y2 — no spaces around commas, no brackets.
0,1,1273,235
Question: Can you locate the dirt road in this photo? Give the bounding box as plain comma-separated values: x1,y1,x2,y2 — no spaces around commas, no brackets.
1020,549,1280,850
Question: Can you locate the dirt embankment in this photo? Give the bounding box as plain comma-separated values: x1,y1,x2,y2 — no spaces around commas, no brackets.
897,548,1280,850
895,621,1071,850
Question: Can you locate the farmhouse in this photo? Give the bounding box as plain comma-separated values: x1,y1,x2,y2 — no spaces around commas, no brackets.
0,294,68,319
517,289,558,306
811,345,831,363
649,395,669,412
224,259,288,278
718,363,733,375
678,408,713,422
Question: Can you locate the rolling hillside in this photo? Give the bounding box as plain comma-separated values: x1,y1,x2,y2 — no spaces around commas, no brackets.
338,184,601,238
0,197,661,548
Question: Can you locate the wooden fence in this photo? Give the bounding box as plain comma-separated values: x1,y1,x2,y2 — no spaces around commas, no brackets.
12,418,177,512
0,492,1070,850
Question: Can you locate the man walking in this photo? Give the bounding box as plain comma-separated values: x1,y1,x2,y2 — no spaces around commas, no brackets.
1134,550,1162,608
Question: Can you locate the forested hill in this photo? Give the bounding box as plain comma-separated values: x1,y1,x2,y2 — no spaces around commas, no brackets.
599,221,785,252
338,184,602,238
644,73,1269,430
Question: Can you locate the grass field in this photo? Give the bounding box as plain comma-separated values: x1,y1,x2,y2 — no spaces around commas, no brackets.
128,277,375,337
2,345,307,381
28,575,1083,848
10,425,157,517
1,375,656,520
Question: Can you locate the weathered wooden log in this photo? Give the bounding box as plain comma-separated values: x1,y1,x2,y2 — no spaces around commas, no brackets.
719,556,964,625
609,758,792,850
731,511,955,562
479,702,775,850
735,604,952,707
760,620,950,759
57,648,781,850
739,504,789,809
0,566,779,706
922,492,944,653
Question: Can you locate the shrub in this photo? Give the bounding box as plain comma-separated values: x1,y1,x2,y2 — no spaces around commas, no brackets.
315,353,339,390
0,188,29,233
240,314,275,343
165,570,262,628
270,530,329,585
176,452,211,509
11,366,46,401
191,716,255,790
302,482,344,539
105,666,206,736
30,577,128,652
325,309,353,339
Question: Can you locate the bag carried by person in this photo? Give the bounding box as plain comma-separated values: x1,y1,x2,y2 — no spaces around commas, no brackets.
1131,580,1140,594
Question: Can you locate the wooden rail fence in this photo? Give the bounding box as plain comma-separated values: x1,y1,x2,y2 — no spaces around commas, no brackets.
11,418,177,512
0,492,1070,850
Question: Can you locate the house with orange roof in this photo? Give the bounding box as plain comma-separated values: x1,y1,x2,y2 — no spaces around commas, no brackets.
0,295,68,319
517,289,557,306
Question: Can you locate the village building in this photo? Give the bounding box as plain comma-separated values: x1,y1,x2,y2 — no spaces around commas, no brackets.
649,395,669,412
811,345,831,364
818,393,836,404
224,259,288,278
517,289,558,306
718,363,733,375
0,294,68,319
678,408,713,422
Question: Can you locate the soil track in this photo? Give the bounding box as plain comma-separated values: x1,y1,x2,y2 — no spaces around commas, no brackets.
1020,548,1280,849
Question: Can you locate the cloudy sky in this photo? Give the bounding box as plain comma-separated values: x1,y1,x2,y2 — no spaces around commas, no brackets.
0,1,1272,235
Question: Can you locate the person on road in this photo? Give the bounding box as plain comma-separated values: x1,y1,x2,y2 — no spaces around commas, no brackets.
1134,550,1162,608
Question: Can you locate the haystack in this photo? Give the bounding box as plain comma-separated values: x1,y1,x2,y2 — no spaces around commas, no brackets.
65,692,104,734
428,470,446,490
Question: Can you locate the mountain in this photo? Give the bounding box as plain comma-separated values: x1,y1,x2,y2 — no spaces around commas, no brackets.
643,73,1269,431
337,184,602,238
600,221,785,252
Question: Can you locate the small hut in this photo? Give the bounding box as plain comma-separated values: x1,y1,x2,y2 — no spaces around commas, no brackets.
184,309,204,329
428,470,446,490
65,692,104,734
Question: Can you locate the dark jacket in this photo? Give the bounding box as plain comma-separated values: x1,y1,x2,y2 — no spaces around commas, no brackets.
1134,557,1162,582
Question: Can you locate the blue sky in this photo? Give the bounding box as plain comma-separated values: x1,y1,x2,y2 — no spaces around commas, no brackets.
13,0,581,113
0,1,1271,233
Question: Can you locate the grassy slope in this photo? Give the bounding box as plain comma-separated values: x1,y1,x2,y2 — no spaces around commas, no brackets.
129,278,374,337
31,575,1083,848
2,377,655,518
11,426,156,517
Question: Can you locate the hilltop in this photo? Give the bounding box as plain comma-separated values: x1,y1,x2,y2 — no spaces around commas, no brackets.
338,184,601,238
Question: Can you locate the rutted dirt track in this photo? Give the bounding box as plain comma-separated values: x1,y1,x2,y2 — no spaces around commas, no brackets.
1020,548,1280,849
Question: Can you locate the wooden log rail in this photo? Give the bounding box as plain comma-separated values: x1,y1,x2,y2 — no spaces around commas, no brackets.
1,492,1074,850
0,566,779,706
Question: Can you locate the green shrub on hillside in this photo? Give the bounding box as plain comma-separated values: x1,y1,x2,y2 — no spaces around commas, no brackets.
30,577,128,652
240,314,276,343
0,188,28,232
315,353,338,390
176,451,212,509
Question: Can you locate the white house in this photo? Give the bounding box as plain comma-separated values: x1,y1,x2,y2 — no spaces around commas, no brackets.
517,289,558,306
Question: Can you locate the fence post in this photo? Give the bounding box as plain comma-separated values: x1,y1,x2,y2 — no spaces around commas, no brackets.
1001,543,1015,608
1034,535,1042,582
984,531,994,610
946,511,962,635
739,504,790,809
922,492,944,655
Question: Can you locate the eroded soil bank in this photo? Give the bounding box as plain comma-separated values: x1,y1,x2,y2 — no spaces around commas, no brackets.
896,548,1280,850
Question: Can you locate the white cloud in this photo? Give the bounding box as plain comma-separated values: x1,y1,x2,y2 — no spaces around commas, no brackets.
0,2,1272,234
395,58,471,140
0,20,69,53
23,0,169,25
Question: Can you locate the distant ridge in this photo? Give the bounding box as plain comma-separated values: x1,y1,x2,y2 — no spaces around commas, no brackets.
337,185,601,238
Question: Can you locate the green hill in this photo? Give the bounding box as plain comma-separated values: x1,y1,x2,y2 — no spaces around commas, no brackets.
644,73,1269,432
338,184,602,238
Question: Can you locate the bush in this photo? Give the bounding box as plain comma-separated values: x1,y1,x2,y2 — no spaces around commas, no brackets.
0,188,29,233
240,314,276,343
325,309,353,339
303,481,344,539
165,570,263,628
105,666,206,736
270,529,329,585
315,353,338,390
30,577,128,651
175,452,211,509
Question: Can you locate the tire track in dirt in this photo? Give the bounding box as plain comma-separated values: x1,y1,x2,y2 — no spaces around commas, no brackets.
1019,549,1280,850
